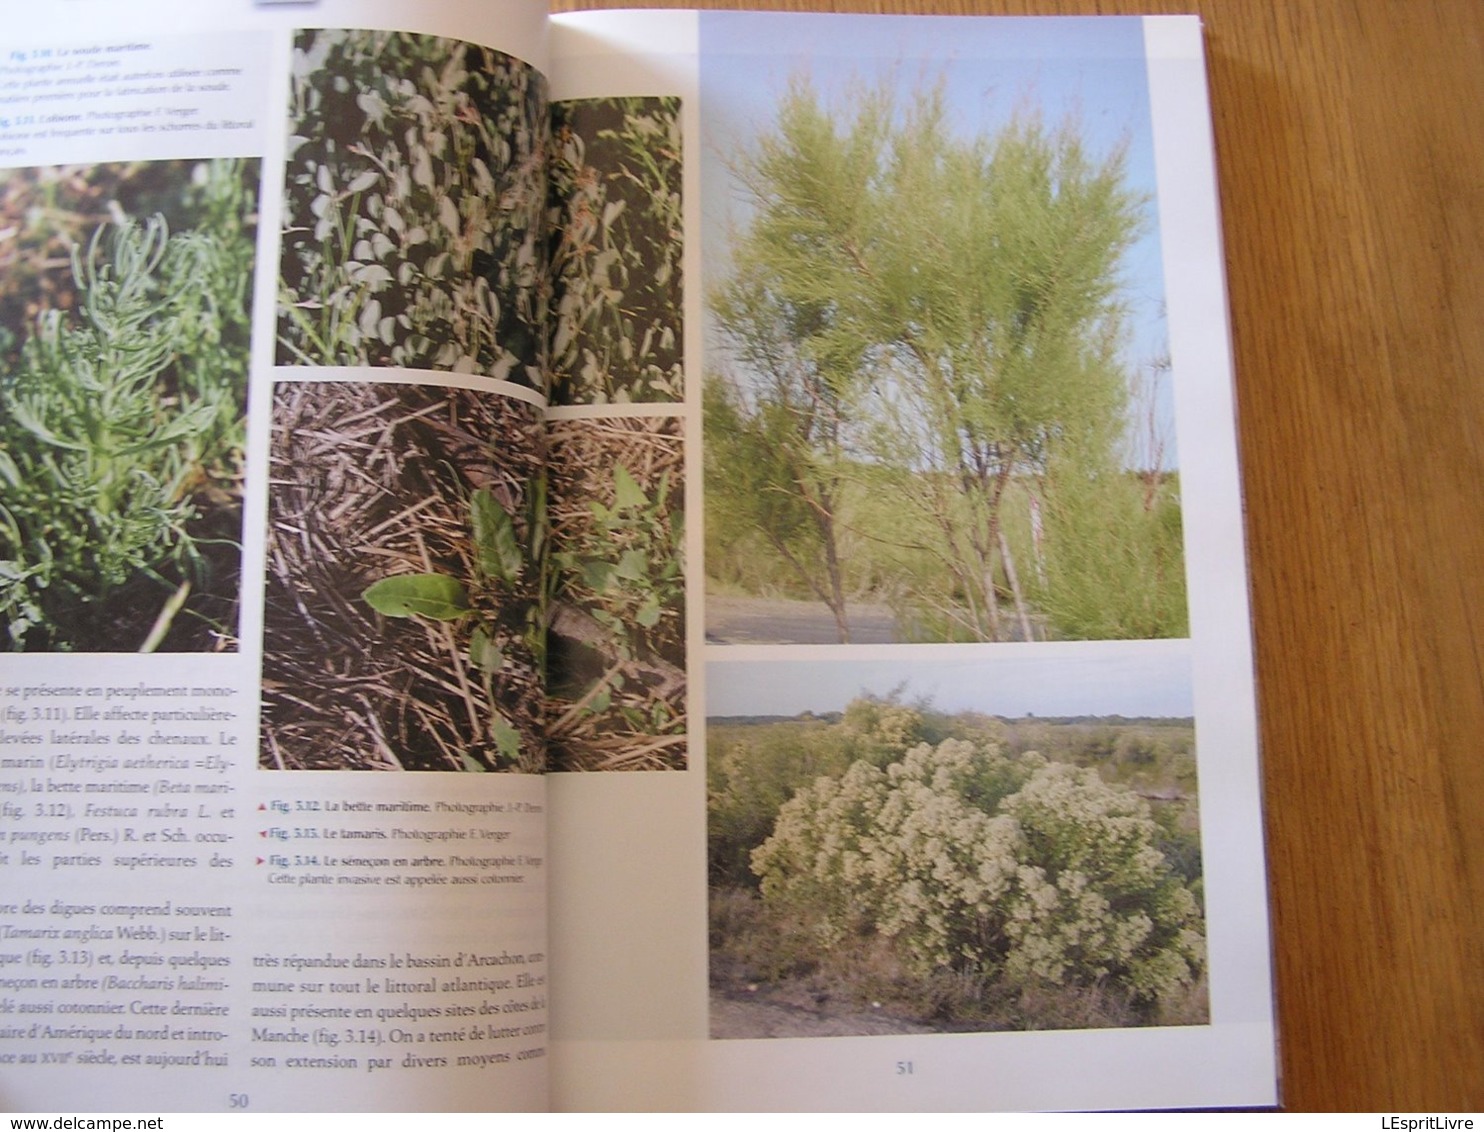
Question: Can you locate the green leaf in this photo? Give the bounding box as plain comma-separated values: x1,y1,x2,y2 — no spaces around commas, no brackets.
525,474,547,563
580,558,616,593
636,597,661,628
470,488,523,584
363,573,471,620
461,750,488,773
613,464,647,512
491,712,522,765
469,625,504,674
614,548,648,582
438,195,460,233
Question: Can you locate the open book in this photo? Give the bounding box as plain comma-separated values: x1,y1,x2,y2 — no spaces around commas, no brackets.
0,0,1277,1112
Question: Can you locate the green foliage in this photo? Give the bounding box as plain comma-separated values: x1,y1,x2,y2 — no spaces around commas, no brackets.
708,720,850,887
707,75,1186,641
547,430,686,761
567,462,682,650
0,161,254,651
752,733,1205,1004
362,573,471,620
278,29,548,383
360,486,538,769
708,696,928,888
1033,469,1188,639
471,485,525,586
549,96,683,404
705,88,884,638
704,312,854,635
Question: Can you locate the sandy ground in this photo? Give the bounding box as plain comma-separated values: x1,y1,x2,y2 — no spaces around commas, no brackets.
709,988,937,1039
708,956,937,1039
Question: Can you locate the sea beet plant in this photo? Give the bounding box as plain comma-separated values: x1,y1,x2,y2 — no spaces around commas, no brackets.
260,382,545,774
361,483,544,770
278,28,549,384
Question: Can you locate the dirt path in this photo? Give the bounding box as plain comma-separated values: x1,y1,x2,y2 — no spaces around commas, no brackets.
704,595,901,645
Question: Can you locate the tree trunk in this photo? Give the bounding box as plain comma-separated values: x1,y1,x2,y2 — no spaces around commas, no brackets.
998,529,1035,642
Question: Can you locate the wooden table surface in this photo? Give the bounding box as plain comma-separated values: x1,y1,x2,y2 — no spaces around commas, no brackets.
556,0,1484,1110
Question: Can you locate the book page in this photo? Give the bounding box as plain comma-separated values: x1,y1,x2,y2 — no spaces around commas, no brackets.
1,0,552,1113
546,10,1277,1112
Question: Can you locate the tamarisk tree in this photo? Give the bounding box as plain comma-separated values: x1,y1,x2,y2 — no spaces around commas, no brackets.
707,77,1181,641
705,83,890,642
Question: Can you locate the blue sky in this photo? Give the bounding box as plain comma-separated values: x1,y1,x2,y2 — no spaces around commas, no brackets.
706,645,1193,719
699,13,1174,464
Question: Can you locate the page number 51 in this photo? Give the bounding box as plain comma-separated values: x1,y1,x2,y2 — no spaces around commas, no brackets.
895,1061,914,1076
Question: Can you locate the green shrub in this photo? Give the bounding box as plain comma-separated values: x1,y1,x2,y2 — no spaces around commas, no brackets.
1032,470,1188,639
0,162,253,651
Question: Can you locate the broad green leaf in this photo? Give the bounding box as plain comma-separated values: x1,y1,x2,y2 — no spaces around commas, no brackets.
362,573,471,620
614,548,648,582
491,712,522,764
469,625,504,674
636,597,661,628
613,464,646,512
470,488,523,584
580,558,615,593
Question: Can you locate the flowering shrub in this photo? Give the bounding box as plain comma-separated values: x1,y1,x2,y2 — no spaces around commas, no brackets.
752,737,1204,1003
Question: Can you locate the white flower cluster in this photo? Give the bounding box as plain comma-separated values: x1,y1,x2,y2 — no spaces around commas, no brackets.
752,738,1204,1002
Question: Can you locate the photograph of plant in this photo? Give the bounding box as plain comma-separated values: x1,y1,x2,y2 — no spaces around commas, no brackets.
0,159,257,652
260,381,545,773
546,415,685,771
548,96,683,405
277,29,548,386
702,16,1185,645
707,652,1206,1037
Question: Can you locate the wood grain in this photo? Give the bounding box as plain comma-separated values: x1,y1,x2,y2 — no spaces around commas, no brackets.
551,0,1484,1109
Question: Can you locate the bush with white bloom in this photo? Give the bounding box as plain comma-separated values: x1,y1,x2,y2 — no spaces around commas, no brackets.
752,737,1204,1004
